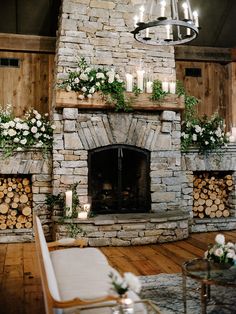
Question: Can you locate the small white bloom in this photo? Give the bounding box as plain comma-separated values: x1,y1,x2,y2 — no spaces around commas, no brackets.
96,82,101,87
20,139,27,145
96,72,105,79
36,114,41,120
81,87,87,92
74,77,80,84
194,125,202,133
13,137,20,143
31,126,38,134
16,147,23,151
214,247,224,257
89,87,95,94
34,133,41,139
9,121,15,128
205,141,209,145
192,134,197,141
123,272,141,294
15,123,23,130
41,126,46,132
215,234,225,245
23,131,29,136
78,94,85,100
8,129,17,137
36,120,42,127
80,73,89,81
14,118,21,123
66,85,72,92
31,118,36,124
87,94,92,98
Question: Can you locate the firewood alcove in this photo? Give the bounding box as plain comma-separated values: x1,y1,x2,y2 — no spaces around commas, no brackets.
193,171,234,219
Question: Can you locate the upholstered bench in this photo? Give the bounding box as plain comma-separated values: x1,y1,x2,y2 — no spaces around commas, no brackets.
34,216,144,314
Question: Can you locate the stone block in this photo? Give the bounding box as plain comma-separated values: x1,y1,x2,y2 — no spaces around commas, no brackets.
161,111,176,121
63,108,78,120
64,120,76,132
152,192,176,203
64,133,83,149
88,238,110,246
161,122,172,133
90,0,115,9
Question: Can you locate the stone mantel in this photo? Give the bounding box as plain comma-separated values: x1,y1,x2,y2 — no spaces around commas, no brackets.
55,90,185,111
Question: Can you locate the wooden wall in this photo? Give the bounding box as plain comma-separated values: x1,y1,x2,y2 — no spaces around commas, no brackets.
0,34,55,117
176,60,230,127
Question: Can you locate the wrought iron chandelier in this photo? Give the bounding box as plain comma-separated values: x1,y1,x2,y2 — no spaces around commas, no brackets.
131,0,199,46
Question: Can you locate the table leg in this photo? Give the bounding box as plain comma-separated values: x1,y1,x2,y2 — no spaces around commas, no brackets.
182,271,187,314
200,283,207,314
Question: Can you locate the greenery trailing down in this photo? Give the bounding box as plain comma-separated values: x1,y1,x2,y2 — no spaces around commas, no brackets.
132,84,141,97
150,79,168,101
176,81,229,154
58,57,131,112
0,104,55,158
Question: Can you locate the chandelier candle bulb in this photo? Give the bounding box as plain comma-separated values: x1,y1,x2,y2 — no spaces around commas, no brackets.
160,0,166,17
65,190,73,217
162,81,169,92
166,24,171,39
125,73,133,92
182,2,189,20
78,211,88,219
139,5,145,22
169,82,176,94
146,81,153,93
193,11,199,27
187,26,191,36
137,70,145,92
133,15,138,27
145,27,149,38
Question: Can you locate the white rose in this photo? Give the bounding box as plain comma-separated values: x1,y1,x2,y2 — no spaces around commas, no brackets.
23,131,29,136
89,87,95,94
20,139,27,145
14,118,20,123
3,122,10,129
16,147,23,151
74,77,80,84
9,121,15,128
41,126,46,132
214,248,224,257
123,272,141,294
13,137,20,143
78,94,85,100
34,133,41,139
51,124,56,130
87,94,92,98
36,114,41,120
8,129,17,137
15,123,23,130
80,73,88,81
215,234,225,245
96,82,100,87
192,134,197,141
194,125,202,133
31,126,38,134
81,87,87,92
37,120,42,127
226,249,235,259
66,85,72,92
96,72,105,79
31,118,36,124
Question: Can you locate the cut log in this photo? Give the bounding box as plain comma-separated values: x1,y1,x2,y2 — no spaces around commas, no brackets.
223,210,230,217
22,206,31,216
215,210,223,218
0,223,7,230
19,194,28,204
25,221,32,229
0,203,9,214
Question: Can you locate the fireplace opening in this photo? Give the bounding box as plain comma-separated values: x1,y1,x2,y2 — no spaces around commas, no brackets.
88,145,151,214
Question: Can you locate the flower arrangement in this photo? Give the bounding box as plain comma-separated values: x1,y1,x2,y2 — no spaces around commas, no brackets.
181,113,229,153
109,272,141,297
204,234,236,265
58,57,130,111
0,104,55,157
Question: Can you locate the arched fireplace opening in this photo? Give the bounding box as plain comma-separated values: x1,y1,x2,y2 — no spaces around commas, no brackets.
88,145,151,214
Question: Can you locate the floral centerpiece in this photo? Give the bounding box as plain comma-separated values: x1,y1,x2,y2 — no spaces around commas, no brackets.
109,271,141,297
204,234,236,265
0,104,55,157
58,57,130,111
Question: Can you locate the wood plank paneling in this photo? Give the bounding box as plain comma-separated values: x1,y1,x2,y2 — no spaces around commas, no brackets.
0,51,54,116
176,60,230,128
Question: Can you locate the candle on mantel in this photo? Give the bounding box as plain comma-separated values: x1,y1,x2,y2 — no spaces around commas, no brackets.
78,211,88,219
65,190,73,217
146,81,153,93
166,24,171,40
169,82,176,94
231,127,236,142
186,25,191,36
125,73,133,92
160,0,166,17
133,15,138,27
137,70,145,92
162,81,169,93
182,2,189,20
145,27,149,38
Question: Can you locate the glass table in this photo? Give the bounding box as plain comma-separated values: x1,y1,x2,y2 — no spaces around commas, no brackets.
182,258,236,314
78,299,162,314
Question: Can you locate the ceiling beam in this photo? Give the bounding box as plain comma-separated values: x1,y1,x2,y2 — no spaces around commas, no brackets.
0,33,56,53
175,45,233,63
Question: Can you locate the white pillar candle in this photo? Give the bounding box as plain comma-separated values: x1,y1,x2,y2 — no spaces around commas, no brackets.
125,73,133,92
145,27,149,38
169,82,176,94
182,2,189,20
162,81,169,93
229,135,235,142
193,11,199,27
160,0,166,17
232,127,236,139
166,24,171,40
65,190,73,217
78,211,88,219
146,81,153,93
137,70,145,92
139,6,145,23
187,26,191,36
83,203,91,212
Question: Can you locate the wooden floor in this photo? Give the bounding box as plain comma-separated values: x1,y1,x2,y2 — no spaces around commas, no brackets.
0,230,236,314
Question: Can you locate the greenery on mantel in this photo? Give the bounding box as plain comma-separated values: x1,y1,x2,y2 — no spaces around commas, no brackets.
177,81,229,154
58,57,131,112
150,79,168,101
0,104,55,158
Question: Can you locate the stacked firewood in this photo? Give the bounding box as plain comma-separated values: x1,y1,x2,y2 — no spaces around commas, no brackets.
0,177,33,230
193,173,233,219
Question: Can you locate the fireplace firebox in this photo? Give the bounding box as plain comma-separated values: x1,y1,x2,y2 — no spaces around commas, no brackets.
88,145,150,214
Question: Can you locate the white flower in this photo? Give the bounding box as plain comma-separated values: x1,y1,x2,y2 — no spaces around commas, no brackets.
14,118,21,123
205,141,209,145
81,87,87,92
78,94,85,100
41,126,45,132
107,70,115,84
194,125,202,133
15,122,23,130
80,73,89,81
16,147,23,151
34,133,41,139
214,248,224,257
3,122,10,129
87,94,92,98
13,137,20,143
8,129,17,137
23,131,29,136
36,120,42,127
31,118,36,124
192,134,197,141
89,87,95,94
36,114,41,120
96,82,101,87
226,249,236,259
215,234,225,245
96,72,105,79
31,126,38,133
66,85,72,92
20,139,27,145
84,67,91,73
74,77,80,84
9,121,15,128
123,272,141,294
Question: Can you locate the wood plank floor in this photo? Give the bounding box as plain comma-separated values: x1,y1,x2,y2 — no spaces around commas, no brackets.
0,230,236,314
